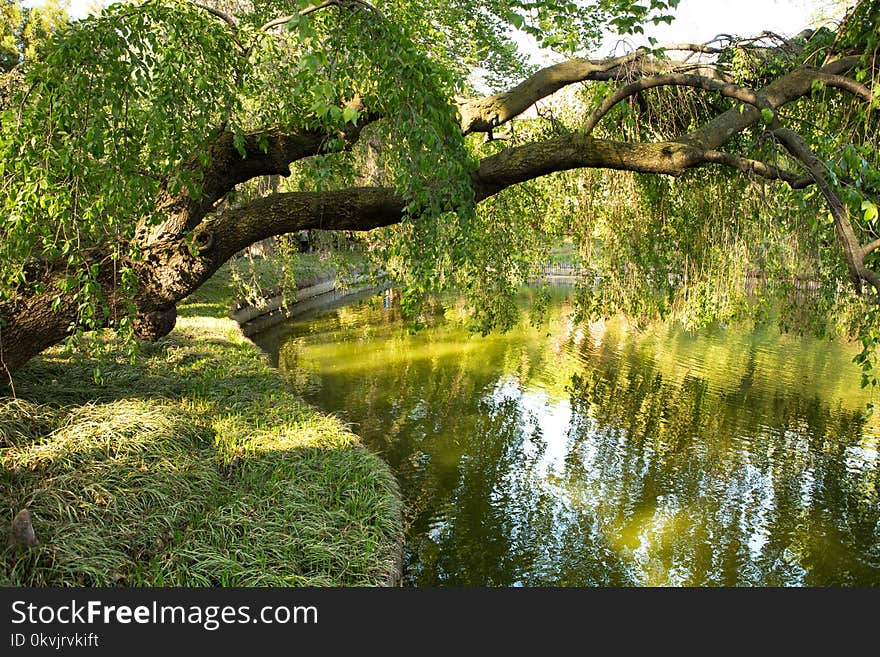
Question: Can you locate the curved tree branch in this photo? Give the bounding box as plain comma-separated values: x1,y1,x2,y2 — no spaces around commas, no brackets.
455,51,700,135
699,150,812,188
137,110,376,248
862,237,880,258
582,73,772,135
772,126,880,293
814,72,876,103
682,56,862,150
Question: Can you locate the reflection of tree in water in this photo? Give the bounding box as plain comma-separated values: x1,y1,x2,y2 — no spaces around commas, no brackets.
341,349,558,585
275,291,880,586
563,334,880,586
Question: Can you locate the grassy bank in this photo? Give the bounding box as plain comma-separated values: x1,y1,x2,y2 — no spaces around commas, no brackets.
1,257,403,586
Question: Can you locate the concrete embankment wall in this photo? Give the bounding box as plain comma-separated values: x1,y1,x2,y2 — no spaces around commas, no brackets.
231,276,388,337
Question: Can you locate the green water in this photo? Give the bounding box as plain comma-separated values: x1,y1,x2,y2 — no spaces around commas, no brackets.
254,287,880,586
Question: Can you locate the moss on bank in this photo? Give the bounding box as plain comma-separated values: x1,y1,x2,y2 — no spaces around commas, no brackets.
1,263,403,586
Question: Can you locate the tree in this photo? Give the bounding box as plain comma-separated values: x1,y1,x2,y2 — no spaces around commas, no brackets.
1,1,67,123
0,1,23,72
0,0,878,384
0,0,68,72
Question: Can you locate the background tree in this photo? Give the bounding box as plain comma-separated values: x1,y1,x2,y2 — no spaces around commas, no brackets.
0,0,67,71
0,1,23,72
1,0,67,108
0,0,877,386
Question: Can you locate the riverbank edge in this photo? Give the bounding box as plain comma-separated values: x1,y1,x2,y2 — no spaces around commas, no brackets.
226,271,404,586
231,273,390,337
1,265,405,587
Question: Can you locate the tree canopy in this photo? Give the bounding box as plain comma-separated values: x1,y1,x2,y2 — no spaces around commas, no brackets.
0,0,878,387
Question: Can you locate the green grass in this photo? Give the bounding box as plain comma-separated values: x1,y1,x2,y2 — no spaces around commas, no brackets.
547,240,580,267
1,257,403,586
187,252,345,318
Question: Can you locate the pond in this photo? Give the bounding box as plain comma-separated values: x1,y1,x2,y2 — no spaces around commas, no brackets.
253,286,880,586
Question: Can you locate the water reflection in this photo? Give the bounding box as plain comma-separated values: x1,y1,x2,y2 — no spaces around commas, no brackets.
254,288,880,586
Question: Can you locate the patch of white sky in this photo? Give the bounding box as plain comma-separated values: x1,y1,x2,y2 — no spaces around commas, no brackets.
22,0,111,20
67,0,108,19
520,0,846,66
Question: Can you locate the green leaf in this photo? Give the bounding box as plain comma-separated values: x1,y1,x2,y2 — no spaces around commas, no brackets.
760,108,774,124
863,200,879,223
342,106,358,125
232,131,246,158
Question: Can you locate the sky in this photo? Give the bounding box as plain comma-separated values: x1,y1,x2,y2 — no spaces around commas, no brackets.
64,0,105,19
621,0,842,45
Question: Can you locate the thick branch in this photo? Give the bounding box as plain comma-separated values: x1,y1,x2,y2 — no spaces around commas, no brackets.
699,150,812,188
136,188,407,311
138,114,374,248
583,73,772,135
0,292,78,384
814,72,876,103
772,126,880,293
682,56,862,150
471,136,705,198
457,52,652,134
863,238,880,258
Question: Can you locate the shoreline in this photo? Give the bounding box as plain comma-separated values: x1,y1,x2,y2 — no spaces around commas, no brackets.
228,272,404,587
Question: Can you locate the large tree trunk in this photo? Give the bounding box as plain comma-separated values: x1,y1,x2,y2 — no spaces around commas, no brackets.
0,293,78,381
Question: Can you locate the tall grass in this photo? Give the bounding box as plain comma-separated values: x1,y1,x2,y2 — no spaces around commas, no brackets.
1,261,403,586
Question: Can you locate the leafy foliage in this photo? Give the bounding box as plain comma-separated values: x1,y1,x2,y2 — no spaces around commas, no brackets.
0,0,878,390
0,0,483,339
